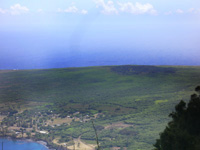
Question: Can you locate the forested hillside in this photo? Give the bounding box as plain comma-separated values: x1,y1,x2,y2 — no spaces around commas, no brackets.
0,65,200,150
154,86,200,150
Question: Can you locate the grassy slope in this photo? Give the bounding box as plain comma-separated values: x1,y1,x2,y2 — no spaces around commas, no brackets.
1,65,200,149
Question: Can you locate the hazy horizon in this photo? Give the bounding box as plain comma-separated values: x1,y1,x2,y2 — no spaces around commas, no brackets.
1,0,200,69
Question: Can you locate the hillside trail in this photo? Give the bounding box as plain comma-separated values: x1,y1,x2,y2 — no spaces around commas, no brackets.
68,136,95,150
104,122,132,129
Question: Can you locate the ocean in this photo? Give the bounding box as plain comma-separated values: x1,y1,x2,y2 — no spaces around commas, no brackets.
0,138,48,150
0,30,199,70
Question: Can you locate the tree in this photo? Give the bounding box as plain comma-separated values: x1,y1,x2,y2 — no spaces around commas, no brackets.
153,86,200,150
20,128,25,138
26,132,31,138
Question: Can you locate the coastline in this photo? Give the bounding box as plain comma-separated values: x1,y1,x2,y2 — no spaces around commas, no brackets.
0,136,54,150
37,140,56,150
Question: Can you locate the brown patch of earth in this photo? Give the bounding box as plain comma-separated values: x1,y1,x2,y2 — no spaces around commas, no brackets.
104,122,133,130
68,137,96,150
47,117,73,126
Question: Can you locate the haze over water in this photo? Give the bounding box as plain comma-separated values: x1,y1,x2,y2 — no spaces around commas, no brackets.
0,28,200,70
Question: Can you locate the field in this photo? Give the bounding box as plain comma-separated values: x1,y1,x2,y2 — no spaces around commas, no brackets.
0,65,200,150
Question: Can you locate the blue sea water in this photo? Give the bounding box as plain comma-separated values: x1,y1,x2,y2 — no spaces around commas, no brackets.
0,30,200,70
0,138,48,150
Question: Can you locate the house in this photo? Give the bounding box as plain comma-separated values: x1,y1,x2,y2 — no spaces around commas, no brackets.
39,131,48,134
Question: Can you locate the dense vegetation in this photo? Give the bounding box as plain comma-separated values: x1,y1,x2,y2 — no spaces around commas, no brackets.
0,65,200,150
153,86,200,150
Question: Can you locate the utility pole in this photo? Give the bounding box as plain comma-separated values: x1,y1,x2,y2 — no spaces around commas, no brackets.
92,121,100,150
2,141,3,150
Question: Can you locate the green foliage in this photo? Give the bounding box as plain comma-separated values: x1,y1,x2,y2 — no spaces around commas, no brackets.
8,109,18,116
155,100,168,105
59,136,71,143
111,65,176,75
154,87,200,150
1,65,200,149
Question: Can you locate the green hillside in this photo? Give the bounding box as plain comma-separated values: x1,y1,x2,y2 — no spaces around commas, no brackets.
0,65,200,150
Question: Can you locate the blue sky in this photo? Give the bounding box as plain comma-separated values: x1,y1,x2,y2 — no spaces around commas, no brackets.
0,0,200,69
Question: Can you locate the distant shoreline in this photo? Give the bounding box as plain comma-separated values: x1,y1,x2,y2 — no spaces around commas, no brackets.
1,64,200,71
0,136,52,150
